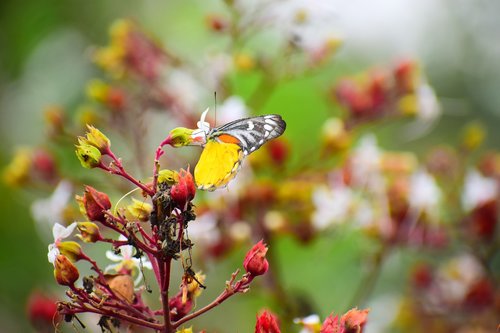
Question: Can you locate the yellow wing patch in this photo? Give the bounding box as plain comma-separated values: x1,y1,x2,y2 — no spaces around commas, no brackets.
194,140,243,191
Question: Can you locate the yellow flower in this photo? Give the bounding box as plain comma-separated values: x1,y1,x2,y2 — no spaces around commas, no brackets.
2,147,31,187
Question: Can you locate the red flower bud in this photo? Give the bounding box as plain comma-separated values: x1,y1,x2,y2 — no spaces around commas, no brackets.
267,138,290,167
244,240,269,277
255,310,281,333
341,308,369,333
32,149,57,182
171,169,196,208
320,314,339,333
83,186,111,222
169,293,194,321
54,255,79,286
26,291,60,331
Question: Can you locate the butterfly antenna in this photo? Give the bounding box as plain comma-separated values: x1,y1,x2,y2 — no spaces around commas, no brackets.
214,91,217,127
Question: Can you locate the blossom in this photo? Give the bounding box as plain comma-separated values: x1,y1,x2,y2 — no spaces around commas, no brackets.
217,96,250,124
47,222,77,264
54,255,79,286
408,169,441,219
31,180,73,240
293,314,321,333
243,240,269,276
237,0,340,57
105,235,152,285
171,168,196,208
83,186,111,222
255,310,281,333
350,135,382,188
462,169,497,211
311,175,353,230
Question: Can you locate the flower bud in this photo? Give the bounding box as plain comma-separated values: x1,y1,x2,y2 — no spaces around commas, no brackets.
126,198,152,222
175,328,193,333
57,241,84,262
75,140,102,169
84,125,111,153
158,169,179,185
169,293,194,321
26,291,60,331
320,314,339,333
243,240,269,277
341,308,369,333
105,274,135,303
461,122,485,152
255,310,281,333
168,127,195,147
2,147,31,187
76,222,103,243
171,169,196,208
83,186,111,222
54,255,79,286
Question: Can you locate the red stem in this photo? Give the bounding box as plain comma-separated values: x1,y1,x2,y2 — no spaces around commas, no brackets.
158,256,173,332
172,272,252,328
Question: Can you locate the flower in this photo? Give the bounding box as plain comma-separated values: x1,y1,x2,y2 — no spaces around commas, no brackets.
76,222,103,243
105,235,152,285
255,310,281,333
191,108,211,142
83,186,111,222
54,255,79,286
461,169,497,212
75,141,102,169
26,291,60,331
408,169,441,220
243,240,269,276
48,222,78,264
126,198,153,222
31,180,73,240
293,314,321,333
311,174,353,230
171,168,196,208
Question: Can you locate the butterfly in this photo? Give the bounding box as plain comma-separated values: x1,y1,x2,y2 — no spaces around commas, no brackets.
193,111,286,191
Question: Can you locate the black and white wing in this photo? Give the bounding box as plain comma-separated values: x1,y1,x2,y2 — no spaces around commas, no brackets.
211,114,286,155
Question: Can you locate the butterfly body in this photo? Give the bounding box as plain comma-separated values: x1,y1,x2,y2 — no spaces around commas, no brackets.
194,114,286,191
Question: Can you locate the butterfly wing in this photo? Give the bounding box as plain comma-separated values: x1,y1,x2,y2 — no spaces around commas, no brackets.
211,114,286,155
194,140,244,191
194,114,286,191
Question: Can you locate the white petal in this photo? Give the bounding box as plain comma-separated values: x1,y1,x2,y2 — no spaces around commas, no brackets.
197,108,211,134
105,250,124,262
47,244,59,264
59,222,77,239
120,245,133,259
104,263,120,273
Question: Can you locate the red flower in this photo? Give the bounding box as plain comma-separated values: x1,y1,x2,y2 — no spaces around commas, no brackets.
320,308,370,333
83,186,111,222
27,291,60,332
341,308,369,333
243,240,269,277
320,314,340,333
255,310,281,333
170,168,196,208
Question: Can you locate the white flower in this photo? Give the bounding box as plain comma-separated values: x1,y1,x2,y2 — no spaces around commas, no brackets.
191,108,211,143
351,134,382,188
105,235,153,285
188,212,221,247
462,169,497,211
416,83,441,121
435,254,484,304
237,0,339,55
408,169,441,217
31,180,73,240
293,314,321,333
47,222,77,264
311,174,353,230
164,69,205,112
217,96,250,124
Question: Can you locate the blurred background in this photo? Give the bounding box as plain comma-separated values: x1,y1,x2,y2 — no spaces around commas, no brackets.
1,0,499,332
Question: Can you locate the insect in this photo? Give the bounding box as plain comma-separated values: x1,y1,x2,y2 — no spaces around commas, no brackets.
194,112,286,191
